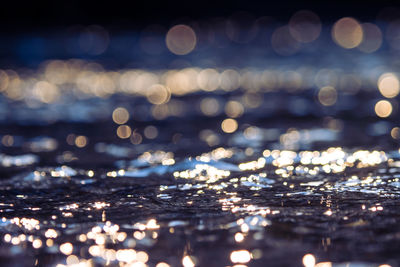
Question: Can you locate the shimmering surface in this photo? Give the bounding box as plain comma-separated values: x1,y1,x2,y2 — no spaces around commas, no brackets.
1,14,400,267
0,104,400,267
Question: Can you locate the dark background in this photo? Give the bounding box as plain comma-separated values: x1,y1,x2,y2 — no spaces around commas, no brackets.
1,0,400,32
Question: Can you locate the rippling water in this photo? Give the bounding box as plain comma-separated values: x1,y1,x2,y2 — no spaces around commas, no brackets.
0,107,400,267
1,19,400,265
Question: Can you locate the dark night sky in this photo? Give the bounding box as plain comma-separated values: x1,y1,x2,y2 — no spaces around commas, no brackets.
1,0,400,32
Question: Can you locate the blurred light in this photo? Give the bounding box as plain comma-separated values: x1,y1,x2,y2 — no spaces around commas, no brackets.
318,86,337,106
289,10,321,43
182,255,196,267
332,17,363,49
75,136,88,148
221,118,238,133
32,239,42,249
242,93,263,108
378,73,400,98
112,107,130,124
166,25,197,55
0,70,9,91
375,100,393,118
230,250,251,263
200,97,220,116
117,125,132,139
391,127,400,139
152,104,169,120
66,255,79,265
225,100,244,118
220,69,240,91
146,84,171,105
358,23,382,53
234,232,244,242
198,69,220,91
33,81,60,103
144,126,158,139
44,60,69,84
60,242,73,255
2,135,14,147
302,254,316,267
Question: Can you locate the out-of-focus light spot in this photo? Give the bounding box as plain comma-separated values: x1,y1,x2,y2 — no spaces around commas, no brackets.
375,100,393,118
75,136,88,148
66,134,76,145
315,262,332,267
221,118,238,133
166,25,197,55
112,107,130,124
152,104,169,120
137,251,149,263
165,68,198,95
358,23,382,53
242,93,263,108
378,73,400,98
271,26,301,56
156,263,170,267
144,126,158,139
146,84,171,105
332,17,363,49
289,10,321,43
0,70,9,91
44,60,69,84
46,239,53,247
66,255,79,265
220,69,240,91
225,101,244,118
2,135,14,147
117,125,132,139
251,249,262,259
324,210,333,216
230,250,251,263
116,249,136,262
200,97,220,116
131,131,143,144
32,239,42,249
45,229,58,238
234,232,244,242
198,69,220,91
60,242,73,255
33,81,60,103
391,127,400,139
182,255,196,267
318,86,337,106
302,254,316,267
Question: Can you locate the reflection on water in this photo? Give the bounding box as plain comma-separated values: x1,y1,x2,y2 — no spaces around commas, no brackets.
1,11,400,267
0,117,399,267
